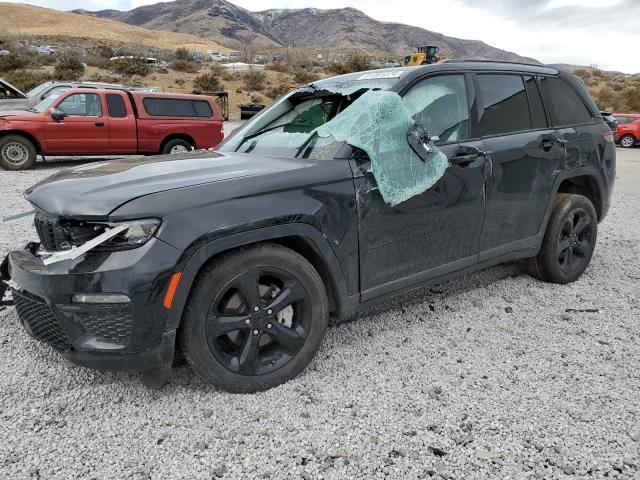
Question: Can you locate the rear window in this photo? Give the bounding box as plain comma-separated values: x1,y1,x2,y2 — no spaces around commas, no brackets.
106,94,127,118
476,74,531,136
539,77,593,126
524,76,547,129
143,98,213,118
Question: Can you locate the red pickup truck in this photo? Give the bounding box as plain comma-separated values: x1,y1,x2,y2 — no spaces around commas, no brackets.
613,113,640,148
0,89,224,170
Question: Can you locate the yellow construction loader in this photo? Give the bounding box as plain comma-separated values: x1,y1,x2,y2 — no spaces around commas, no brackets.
404,45,447,66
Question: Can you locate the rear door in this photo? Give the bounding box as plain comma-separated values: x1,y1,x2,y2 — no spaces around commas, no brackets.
44,92,109,154
106,92,137,153
475,73,565,259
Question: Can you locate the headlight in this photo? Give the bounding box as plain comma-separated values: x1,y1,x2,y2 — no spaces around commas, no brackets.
65,218,161,250
101,218,161,248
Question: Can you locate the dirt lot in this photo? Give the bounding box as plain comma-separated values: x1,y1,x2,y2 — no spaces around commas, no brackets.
0,149,639,479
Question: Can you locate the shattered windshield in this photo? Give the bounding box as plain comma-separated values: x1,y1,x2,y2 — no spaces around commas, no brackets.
219,75,451,206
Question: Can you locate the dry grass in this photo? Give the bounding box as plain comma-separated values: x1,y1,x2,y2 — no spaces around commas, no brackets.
0,3,230,54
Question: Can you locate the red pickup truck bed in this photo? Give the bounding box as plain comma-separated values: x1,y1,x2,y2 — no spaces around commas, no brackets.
0,88,224,170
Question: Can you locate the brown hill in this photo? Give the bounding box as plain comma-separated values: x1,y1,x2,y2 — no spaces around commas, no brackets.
77,0,537,62
0,2,231,54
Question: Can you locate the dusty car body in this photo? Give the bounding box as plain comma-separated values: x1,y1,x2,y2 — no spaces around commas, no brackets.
2,62,615,392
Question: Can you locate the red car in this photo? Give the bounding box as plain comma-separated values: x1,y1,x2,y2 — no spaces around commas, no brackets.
0,89,224,170
613,113,640,148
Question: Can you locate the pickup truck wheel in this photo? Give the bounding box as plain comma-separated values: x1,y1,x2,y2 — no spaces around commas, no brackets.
162,138,193,155
619,134,636,148
526,193,597,284
0,135,37,170
178,244,328,393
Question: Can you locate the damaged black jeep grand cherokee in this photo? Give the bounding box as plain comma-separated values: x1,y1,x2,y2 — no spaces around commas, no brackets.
1,62,615,392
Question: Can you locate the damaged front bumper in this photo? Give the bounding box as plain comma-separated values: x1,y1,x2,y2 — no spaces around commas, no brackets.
2,238,182,373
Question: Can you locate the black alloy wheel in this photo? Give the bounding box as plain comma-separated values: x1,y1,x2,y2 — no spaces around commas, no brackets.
179,244,328,393
557,208,594,275
206,267,310,376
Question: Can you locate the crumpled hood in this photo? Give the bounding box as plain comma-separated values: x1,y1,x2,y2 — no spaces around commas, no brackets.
25,151,318,217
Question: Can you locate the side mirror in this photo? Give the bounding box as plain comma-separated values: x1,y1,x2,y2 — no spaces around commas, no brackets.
50,108,65,121
407,123,439,161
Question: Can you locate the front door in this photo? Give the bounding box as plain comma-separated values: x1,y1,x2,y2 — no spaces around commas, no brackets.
355,73,487,300
44,92,109,154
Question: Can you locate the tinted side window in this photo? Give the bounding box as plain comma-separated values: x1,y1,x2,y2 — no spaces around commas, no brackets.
402,74,470,144
143,98,213,118
524,76,547,129
106,94,127,118
193,101,213,118
540,77,593,126
477,74,531,136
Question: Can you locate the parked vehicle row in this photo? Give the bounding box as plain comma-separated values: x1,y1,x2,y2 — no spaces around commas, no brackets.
0,88,224,169
1,62,615,392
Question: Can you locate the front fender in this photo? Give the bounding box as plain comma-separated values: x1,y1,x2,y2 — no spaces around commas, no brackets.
163,223,357,332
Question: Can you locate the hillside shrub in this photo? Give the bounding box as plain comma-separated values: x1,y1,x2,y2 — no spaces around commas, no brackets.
53,56,85,81
110,57,150,77
193,71,222,92
4,70,48,92
0,53,27,72
242,69,267,91
170,59,199,73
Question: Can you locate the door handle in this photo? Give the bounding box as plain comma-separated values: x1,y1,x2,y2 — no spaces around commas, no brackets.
541,139,554,151
95,122,105,127
450,153,479,165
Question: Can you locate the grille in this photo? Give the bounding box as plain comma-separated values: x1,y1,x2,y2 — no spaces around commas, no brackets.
81,304,133,345
12,290,72,351
34,214,57,252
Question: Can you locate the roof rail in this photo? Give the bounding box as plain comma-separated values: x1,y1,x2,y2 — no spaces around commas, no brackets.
440,58,553,69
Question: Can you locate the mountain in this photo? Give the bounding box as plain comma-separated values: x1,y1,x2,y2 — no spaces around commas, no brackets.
76,0,537,62
0,2,230,53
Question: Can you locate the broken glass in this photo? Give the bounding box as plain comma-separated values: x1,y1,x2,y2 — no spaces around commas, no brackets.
316,90,449,206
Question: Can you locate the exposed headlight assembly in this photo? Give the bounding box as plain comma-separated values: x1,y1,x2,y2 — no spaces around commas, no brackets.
99,219,161,249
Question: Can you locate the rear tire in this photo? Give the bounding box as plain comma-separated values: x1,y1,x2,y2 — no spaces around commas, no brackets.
0,135,37,170
178,244,329,393
162,138,193,155
620,134,636,148
526,193,597,284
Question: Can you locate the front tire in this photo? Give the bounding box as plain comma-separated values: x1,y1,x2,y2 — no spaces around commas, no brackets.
178,244,329,393
0,135,37,170
162,138,193,155
526,193,598,284
620,134,636,148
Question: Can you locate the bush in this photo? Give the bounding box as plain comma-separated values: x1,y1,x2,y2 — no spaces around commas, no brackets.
267,63,289,73
170,59,199,73
53,56,85,81
193,71,222,92
242,69,267,91
0,53,27,72
4,70,48,92
110,57,150,77
84,55,111,70
266,82,291,99
174,47,191,61
293,68,318,85
328,52,371,75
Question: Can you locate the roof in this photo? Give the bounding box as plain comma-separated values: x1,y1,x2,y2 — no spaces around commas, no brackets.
65,89,214,101
313,60,560,92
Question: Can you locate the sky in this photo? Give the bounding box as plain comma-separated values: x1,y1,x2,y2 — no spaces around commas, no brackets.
5,0,640,73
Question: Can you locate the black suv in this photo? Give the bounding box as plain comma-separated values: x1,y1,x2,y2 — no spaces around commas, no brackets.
1,62,615,392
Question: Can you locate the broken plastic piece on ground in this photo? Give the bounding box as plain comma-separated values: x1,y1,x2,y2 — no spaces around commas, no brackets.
316,89,449,206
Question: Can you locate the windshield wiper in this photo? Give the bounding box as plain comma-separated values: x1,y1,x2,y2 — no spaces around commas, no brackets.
234,124,289,152
295,131,318,158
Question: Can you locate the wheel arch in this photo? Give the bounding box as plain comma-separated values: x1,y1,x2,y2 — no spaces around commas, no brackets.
556,173,604,221
159,133,196,153
164,224,355,333
0,130,43,155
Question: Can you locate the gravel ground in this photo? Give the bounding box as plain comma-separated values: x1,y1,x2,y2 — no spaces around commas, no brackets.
0,148,639,480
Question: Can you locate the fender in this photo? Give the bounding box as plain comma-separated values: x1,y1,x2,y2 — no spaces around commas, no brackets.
164,223,357,332
0,129,44,154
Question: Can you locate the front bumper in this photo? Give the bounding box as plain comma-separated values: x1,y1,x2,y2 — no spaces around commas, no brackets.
4,238,183,373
